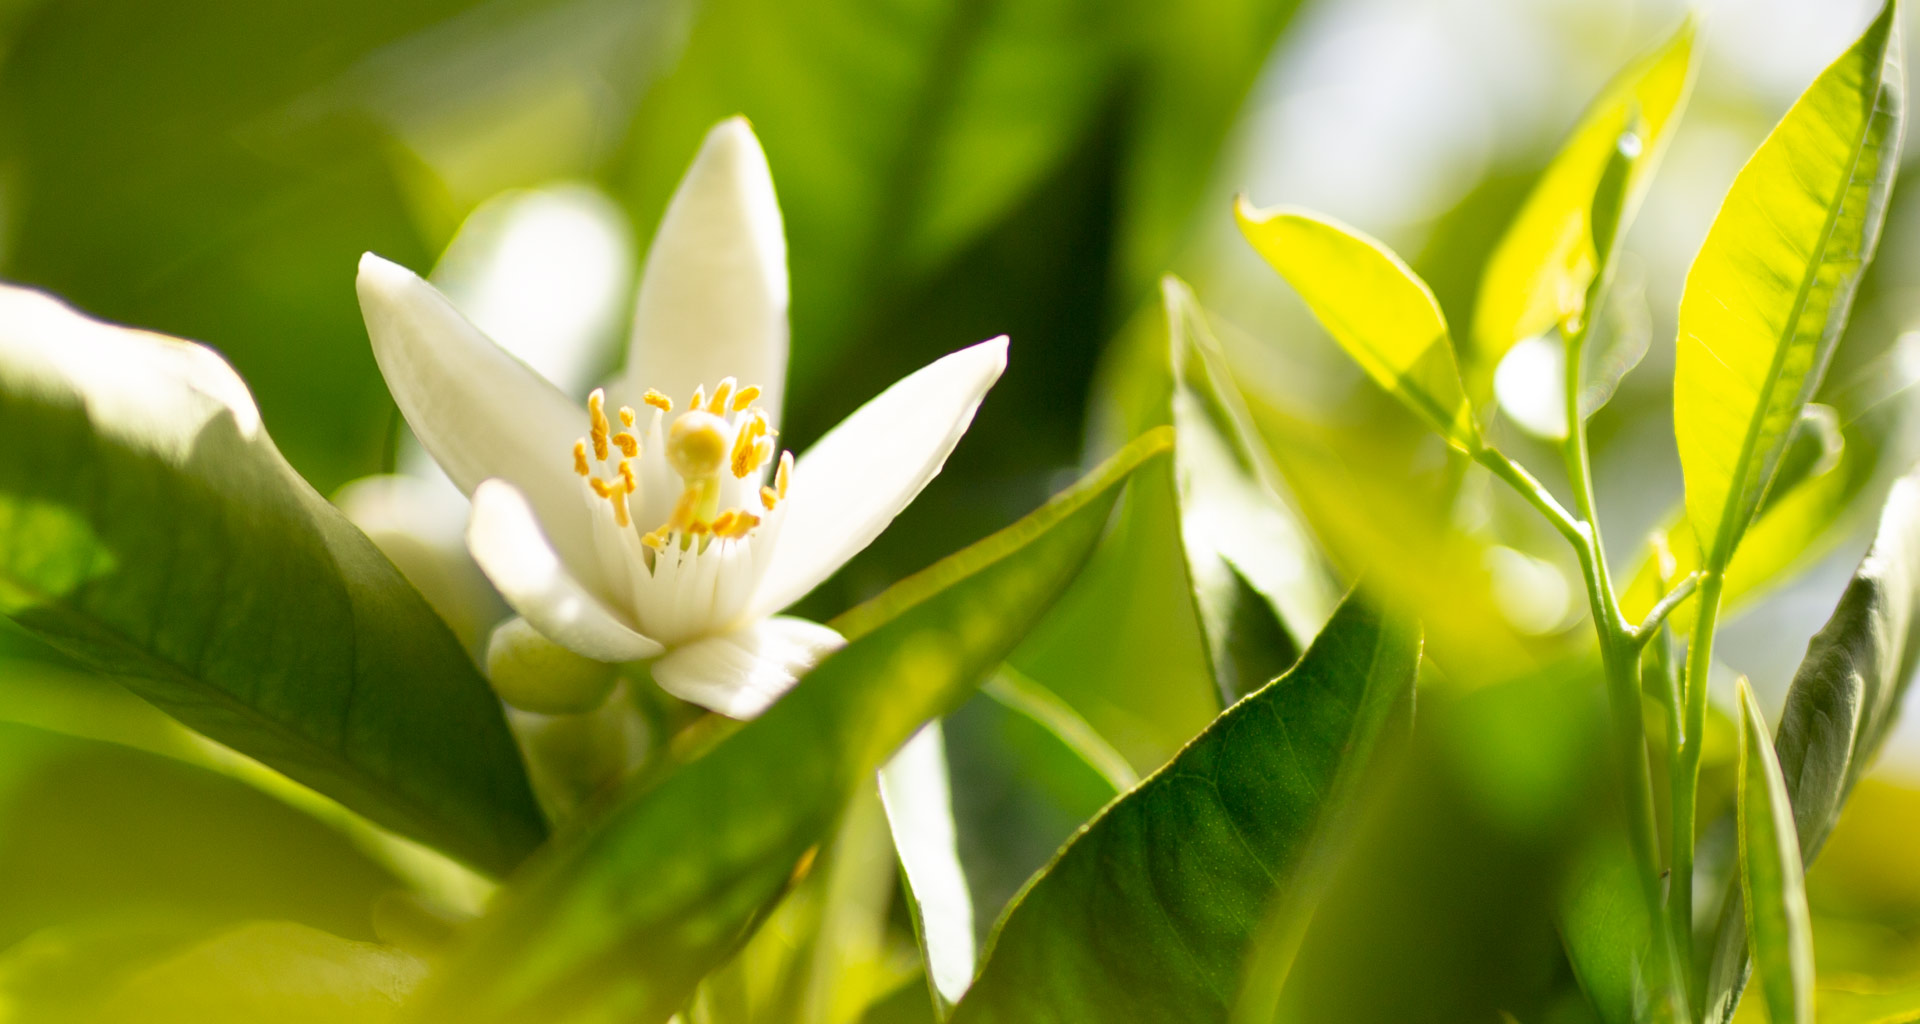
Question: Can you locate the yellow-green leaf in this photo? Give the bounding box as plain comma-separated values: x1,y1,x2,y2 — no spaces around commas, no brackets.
1675,0,1904,571
1473,19,1694,364
1235,202,1478,451
1737,678,1816,1024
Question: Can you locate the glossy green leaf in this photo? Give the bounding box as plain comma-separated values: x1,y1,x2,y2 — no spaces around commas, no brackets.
1736,679,1815,1024
880,722,975,1016
948,591,1419,1022
414,430,1170,1024
1472,19,1693,364
1164,276,1337,702
1674,0,1904,572
0,285,544,875
1703,464,1920,1024
1236,203,1478,451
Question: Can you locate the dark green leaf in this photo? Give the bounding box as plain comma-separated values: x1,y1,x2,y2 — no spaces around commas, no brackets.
949,591,1419,1022
1703,463,1920,1023
413,430,1171,1023
0,286,544,875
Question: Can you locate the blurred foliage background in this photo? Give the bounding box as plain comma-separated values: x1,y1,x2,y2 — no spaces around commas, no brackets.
4,0,1920,1020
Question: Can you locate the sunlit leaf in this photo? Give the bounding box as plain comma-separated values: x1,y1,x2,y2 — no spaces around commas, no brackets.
1674,0,1904,572
1704,464,1920,1024
1735,679,1815,1024
1236,203,1478,451
91,921,426,1024
1164,276,1337,702
1472,19,1693,365
414,430,1170,1024
949,591,1419,1022
0,285,544,875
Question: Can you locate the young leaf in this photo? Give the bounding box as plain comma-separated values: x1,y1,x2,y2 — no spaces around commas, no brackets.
1736,679,1816,1024
1675,0,1904,572
880,722,976,1016
412,430,1170,1024
1473,18,1694,365
1235,203,1479,451
1702,464,1920,1024
0,286,545,876
948,591,1419,1022
1164,277,1337,702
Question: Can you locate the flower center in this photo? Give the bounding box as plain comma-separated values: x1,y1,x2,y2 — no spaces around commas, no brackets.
569,378,790,557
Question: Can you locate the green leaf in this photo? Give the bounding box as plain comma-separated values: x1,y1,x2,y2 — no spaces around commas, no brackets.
0,286,545,875
948,591,1419,1022
90,921,426,1024
1736,679,1816,1024
1674,0,1904,572
1163,276,1337,702
414,430,1171,1024
1472,19,1694,364
880,722,975,1017
1703,464,1920,1024
1235,203,1479,451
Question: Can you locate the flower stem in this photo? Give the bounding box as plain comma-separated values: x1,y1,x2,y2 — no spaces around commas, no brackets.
1672,568,1724,1006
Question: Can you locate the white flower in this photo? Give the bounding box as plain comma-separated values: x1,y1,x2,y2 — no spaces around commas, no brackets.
355,118,1007,719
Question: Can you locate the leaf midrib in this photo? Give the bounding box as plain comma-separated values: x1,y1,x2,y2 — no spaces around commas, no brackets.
1707,40,1886,571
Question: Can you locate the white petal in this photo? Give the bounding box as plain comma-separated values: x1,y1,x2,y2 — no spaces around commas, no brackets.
747,338,1008,619
651,616,845,719
623,117,790,424
467,479,663,663
357,252,603,590
431,184,634,396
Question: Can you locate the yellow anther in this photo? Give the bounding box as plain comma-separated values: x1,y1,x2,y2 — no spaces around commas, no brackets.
618,406,636,428
688,520,711,536
668,411,730,480
618,459,637,492
751,437,773,472
730,415,767,478
751,408,775,436
588,477,614,498
573,440,590,477
761,485,779,510
721,511,759,539
643,389,673,412
642,530,667,551
710,510,738,536
708,378,736,414
777,450,793,498
733,386,761,410
588,389,610,461
613,430,640,458
690,386,705,412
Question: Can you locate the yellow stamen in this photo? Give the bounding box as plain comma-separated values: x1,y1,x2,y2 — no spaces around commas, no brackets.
720,511,759,539
690,386,705,412
611,488,631,528
688,520,711,536
710,510,738,536
642,530,667,551
618,406,636,428
588,389,610,461
588,477,614,498
708,378,735,414
619,460,637,492
751,437,773,472
613,430,640,458
761,485,779,510
733,386,761,410
777,450,793,498
751,408,775,436
643,389,673,412
730,415,767,478
573,440,590,477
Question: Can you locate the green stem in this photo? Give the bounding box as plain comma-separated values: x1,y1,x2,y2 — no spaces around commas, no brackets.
1673,569,1725,1008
